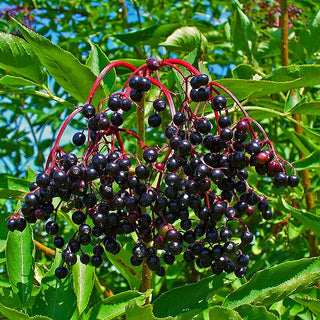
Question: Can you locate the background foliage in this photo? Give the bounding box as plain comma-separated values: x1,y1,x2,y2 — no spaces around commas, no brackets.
0,0,319,319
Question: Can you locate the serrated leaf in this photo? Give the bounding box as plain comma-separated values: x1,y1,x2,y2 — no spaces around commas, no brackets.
223,257,320,308
0,302,53,320
13,19,105,105
293,150,320,171
0,175,31,200
160,27,207,53
208,306,243,320
72,261,94,315
84,290,149,320
114,24,180,47
291,296,320,318
86,41,116,94
282,199,320,237
126,299,172,320
0,32,44,83
153,274,226,318
0,75,39,87
234,304,279,320
105,241,142,290
6,225,35,307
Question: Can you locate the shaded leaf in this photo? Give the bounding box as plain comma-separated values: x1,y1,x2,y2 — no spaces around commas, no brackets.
232,64,258,79
285,130,319,156
105,241,142,290
223,257,320,308
282,199,320,237
287,101,320,115
291,296,320,318
84,290,150,320
153,274,226,318
14,19,105,105
0,32,44,83
114,24,180,47
72,261,95,315
126,299,172,320
208,306,243,320
293,150,320,171
6,225,34,306
235,304,279,320
33,253,77,320
0,302,52,320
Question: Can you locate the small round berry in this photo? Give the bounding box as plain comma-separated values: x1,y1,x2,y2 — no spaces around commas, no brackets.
7,218,17,232
148,113,162,127
288,175,299,187
130,89,143,102
45,221,59,235
55,266,68,279
110,112,123,127
234,266,247,278
36,173,50,188
98,117,110,130
153,99,166,112
53,236,65,249
196,119,212,134
121,98,132,111
72,132,86,146
218,115,231,128
108,96,121,111
197,87,210,101
197,74,209,86
273,172,288,188
237,254,249,266
91,255,103,267
80,253,90,265
173,112,186,127
147,58,160,71
141,77,151,91
143,148,158,163
82,104,96,118
156,266,166,277
212,95,227,111
190,131,203,146
178,140,192,156
129,75,142,89
236,120,249,133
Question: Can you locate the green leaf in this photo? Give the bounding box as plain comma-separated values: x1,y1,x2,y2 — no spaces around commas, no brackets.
114,24,180,47
282,199,320,237
33,253,77,320
84,290,149,320
0,75,40,87
0,302,52,320
13,19,105,105
6,225,35,307
231,3,256,61
126,299,172,320
160,27,207,53
216,65,320,100
232,64,258,79
0,32,44,83
208,306,243,320
0,175,31,200
153,274,226,318
293,150,320,171
105,241,142,290
291,296,320,318
287,101,320,115
234,304,279,320
223,257,320,308
72,261,95,315
86,41,116,94
285,130,320,156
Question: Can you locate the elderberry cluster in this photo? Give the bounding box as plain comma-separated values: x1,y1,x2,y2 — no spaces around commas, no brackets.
7,58,299,280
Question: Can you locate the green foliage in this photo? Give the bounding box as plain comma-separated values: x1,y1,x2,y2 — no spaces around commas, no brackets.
0,0,319,319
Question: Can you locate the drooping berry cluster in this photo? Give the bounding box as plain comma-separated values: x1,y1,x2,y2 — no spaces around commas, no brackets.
7,58,299,280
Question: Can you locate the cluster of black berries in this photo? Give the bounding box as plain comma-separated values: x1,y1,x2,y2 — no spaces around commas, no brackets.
7,58,299,280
